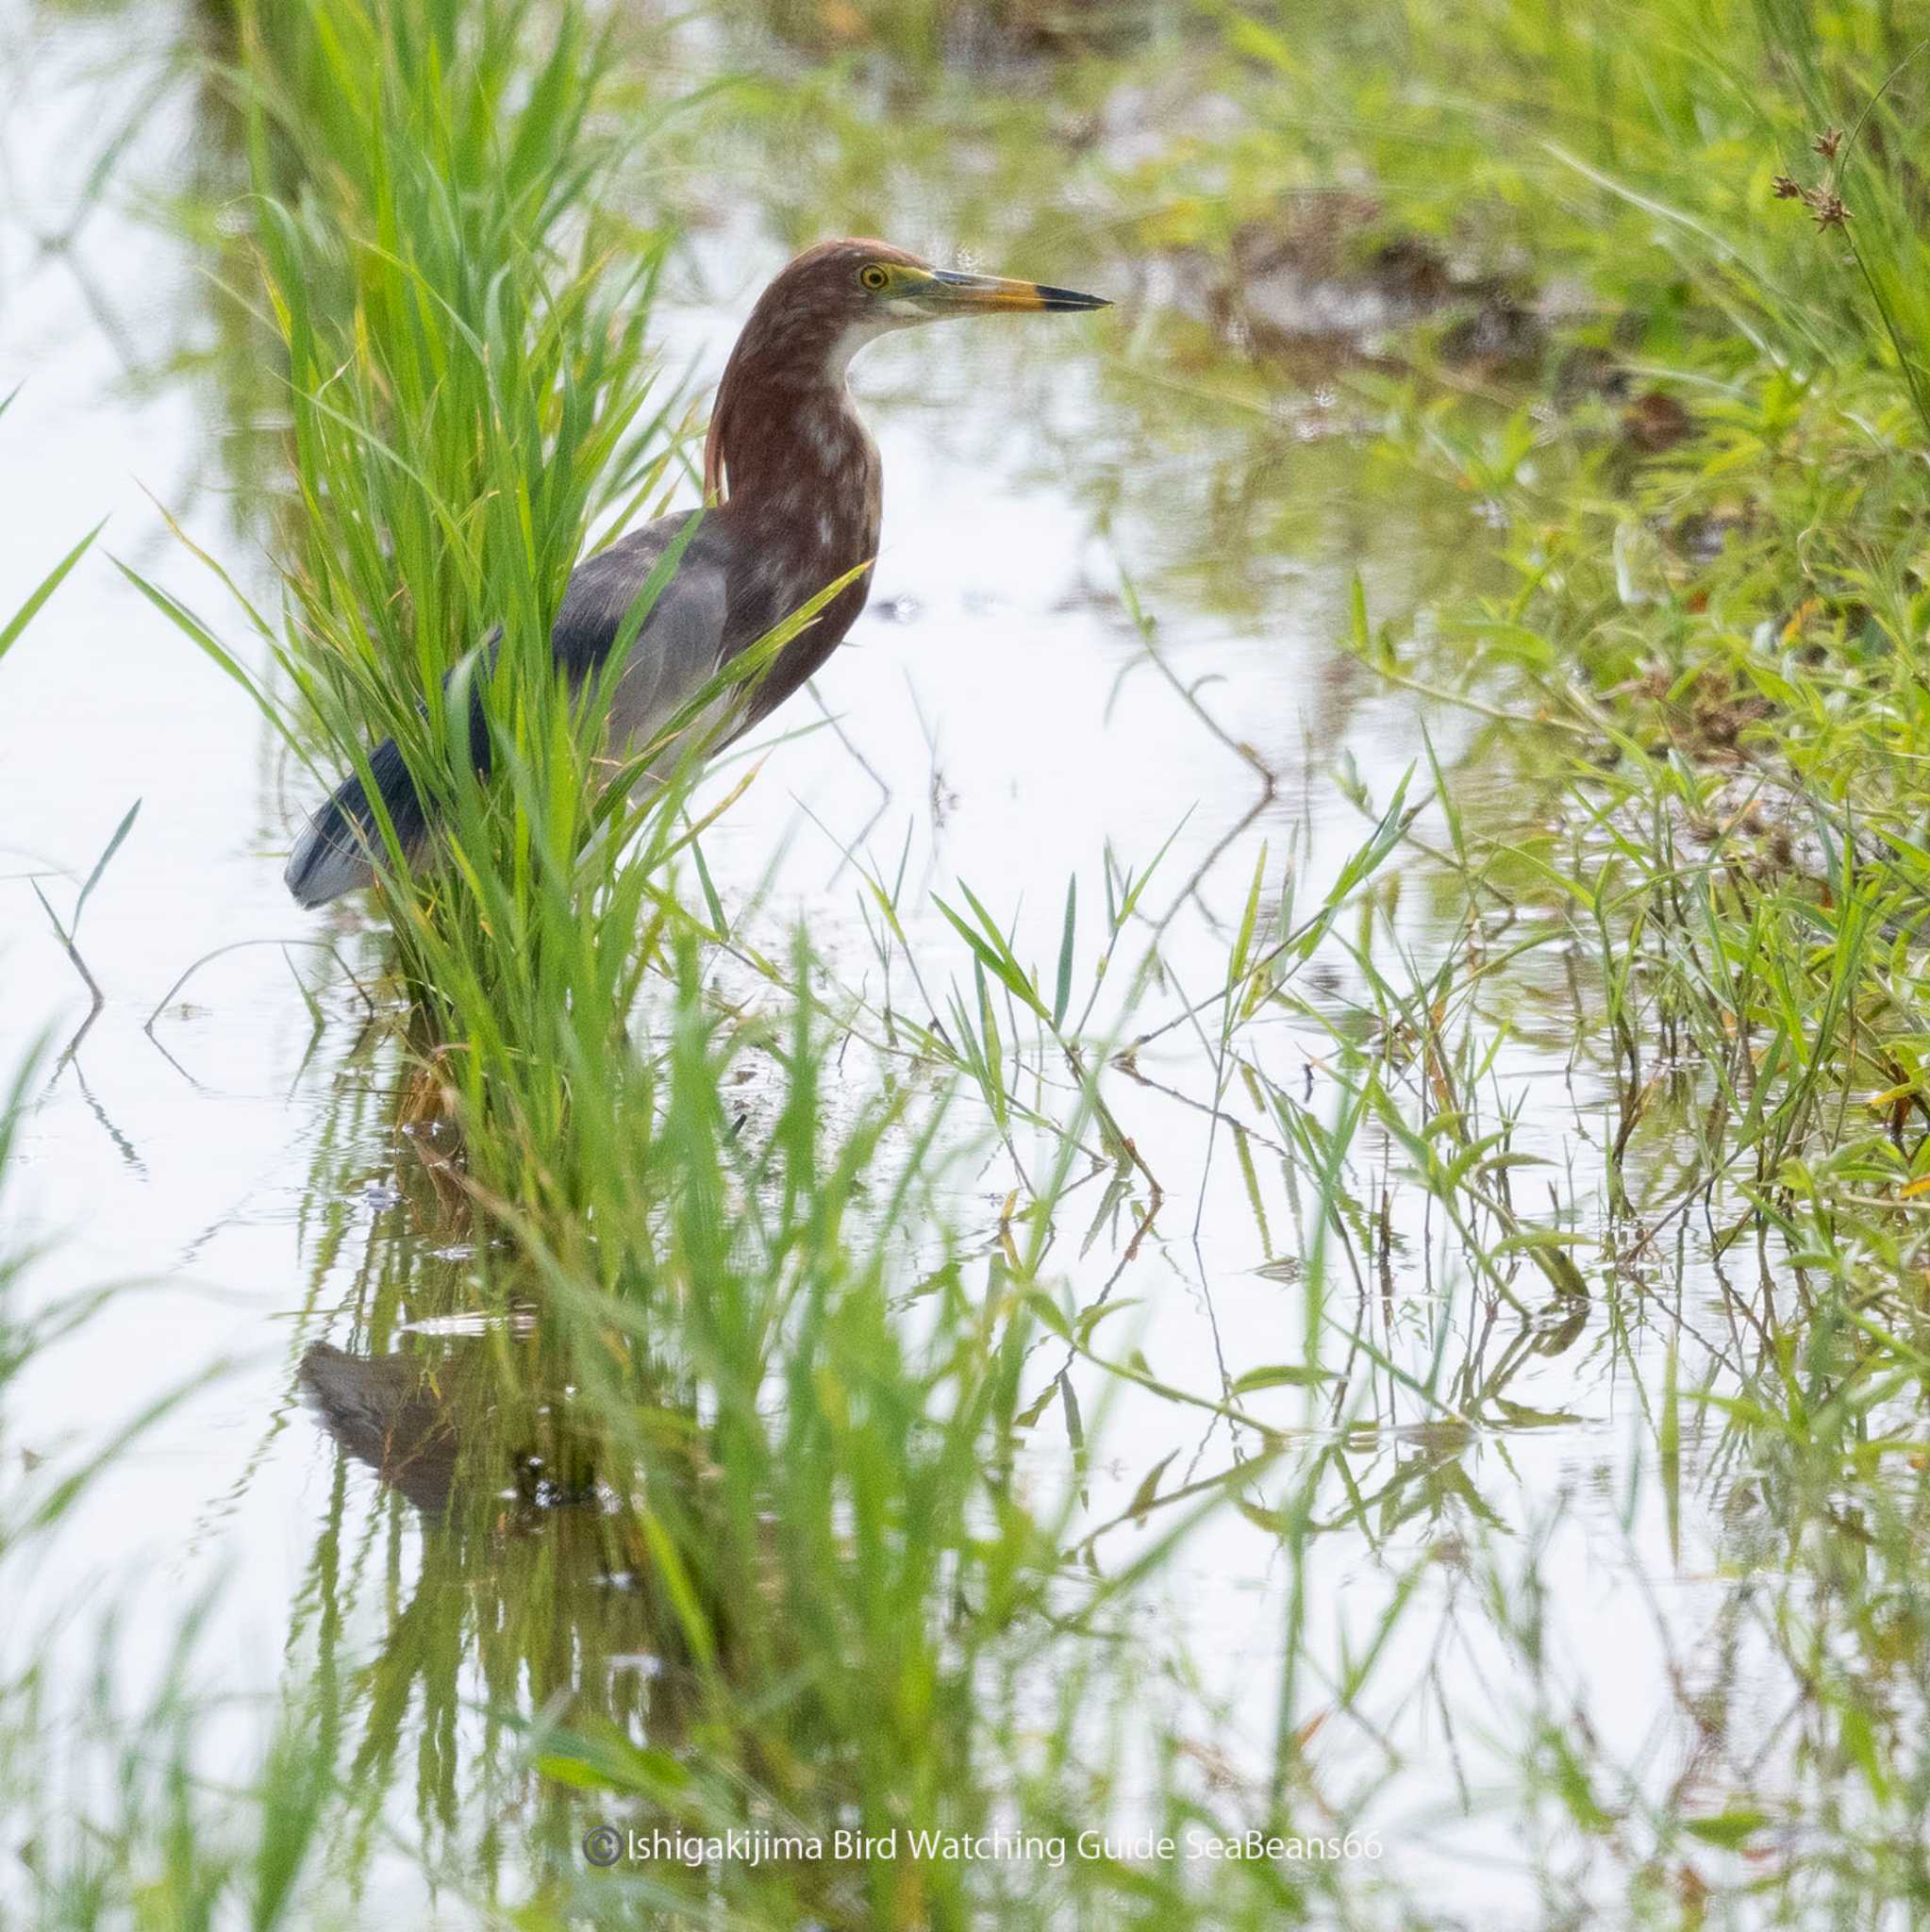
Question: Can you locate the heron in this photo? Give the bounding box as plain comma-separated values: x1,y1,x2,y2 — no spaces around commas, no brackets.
285,238,1110,908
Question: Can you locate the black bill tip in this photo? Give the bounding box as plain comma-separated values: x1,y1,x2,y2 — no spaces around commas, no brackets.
1032,282,1112,312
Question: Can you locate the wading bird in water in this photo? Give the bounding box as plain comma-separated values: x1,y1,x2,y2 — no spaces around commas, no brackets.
285,239,1109,907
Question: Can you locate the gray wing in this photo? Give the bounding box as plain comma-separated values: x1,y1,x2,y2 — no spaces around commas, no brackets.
551,512,732,762
288,513,733,908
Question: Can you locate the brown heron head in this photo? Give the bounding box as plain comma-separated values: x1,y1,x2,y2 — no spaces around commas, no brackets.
733,238,1110,384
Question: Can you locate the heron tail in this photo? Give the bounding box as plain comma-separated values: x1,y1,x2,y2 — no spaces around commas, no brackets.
284,735,430,908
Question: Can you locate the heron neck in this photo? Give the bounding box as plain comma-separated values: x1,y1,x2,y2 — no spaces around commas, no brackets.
706,366,879,541
698,308,891,709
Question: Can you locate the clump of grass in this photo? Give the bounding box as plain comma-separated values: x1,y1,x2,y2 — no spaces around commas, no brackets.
132,0,702,1215
147,0,890,1236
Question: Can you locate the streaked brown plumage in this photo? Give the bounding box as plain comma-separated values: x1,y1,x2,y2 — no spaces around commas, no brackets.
286,238,1109,907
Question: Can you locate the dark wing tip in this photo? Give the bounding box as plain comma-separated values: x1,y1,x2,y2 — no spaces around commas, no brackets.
286,736,428,908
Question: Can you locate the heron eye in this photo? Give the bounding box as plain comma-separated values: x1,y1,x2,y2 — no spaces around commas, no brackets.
858,264,890,292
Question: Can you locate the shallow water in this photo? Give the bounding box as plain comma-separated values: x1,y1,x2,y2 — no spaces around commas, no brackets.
0,1,1778,1920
